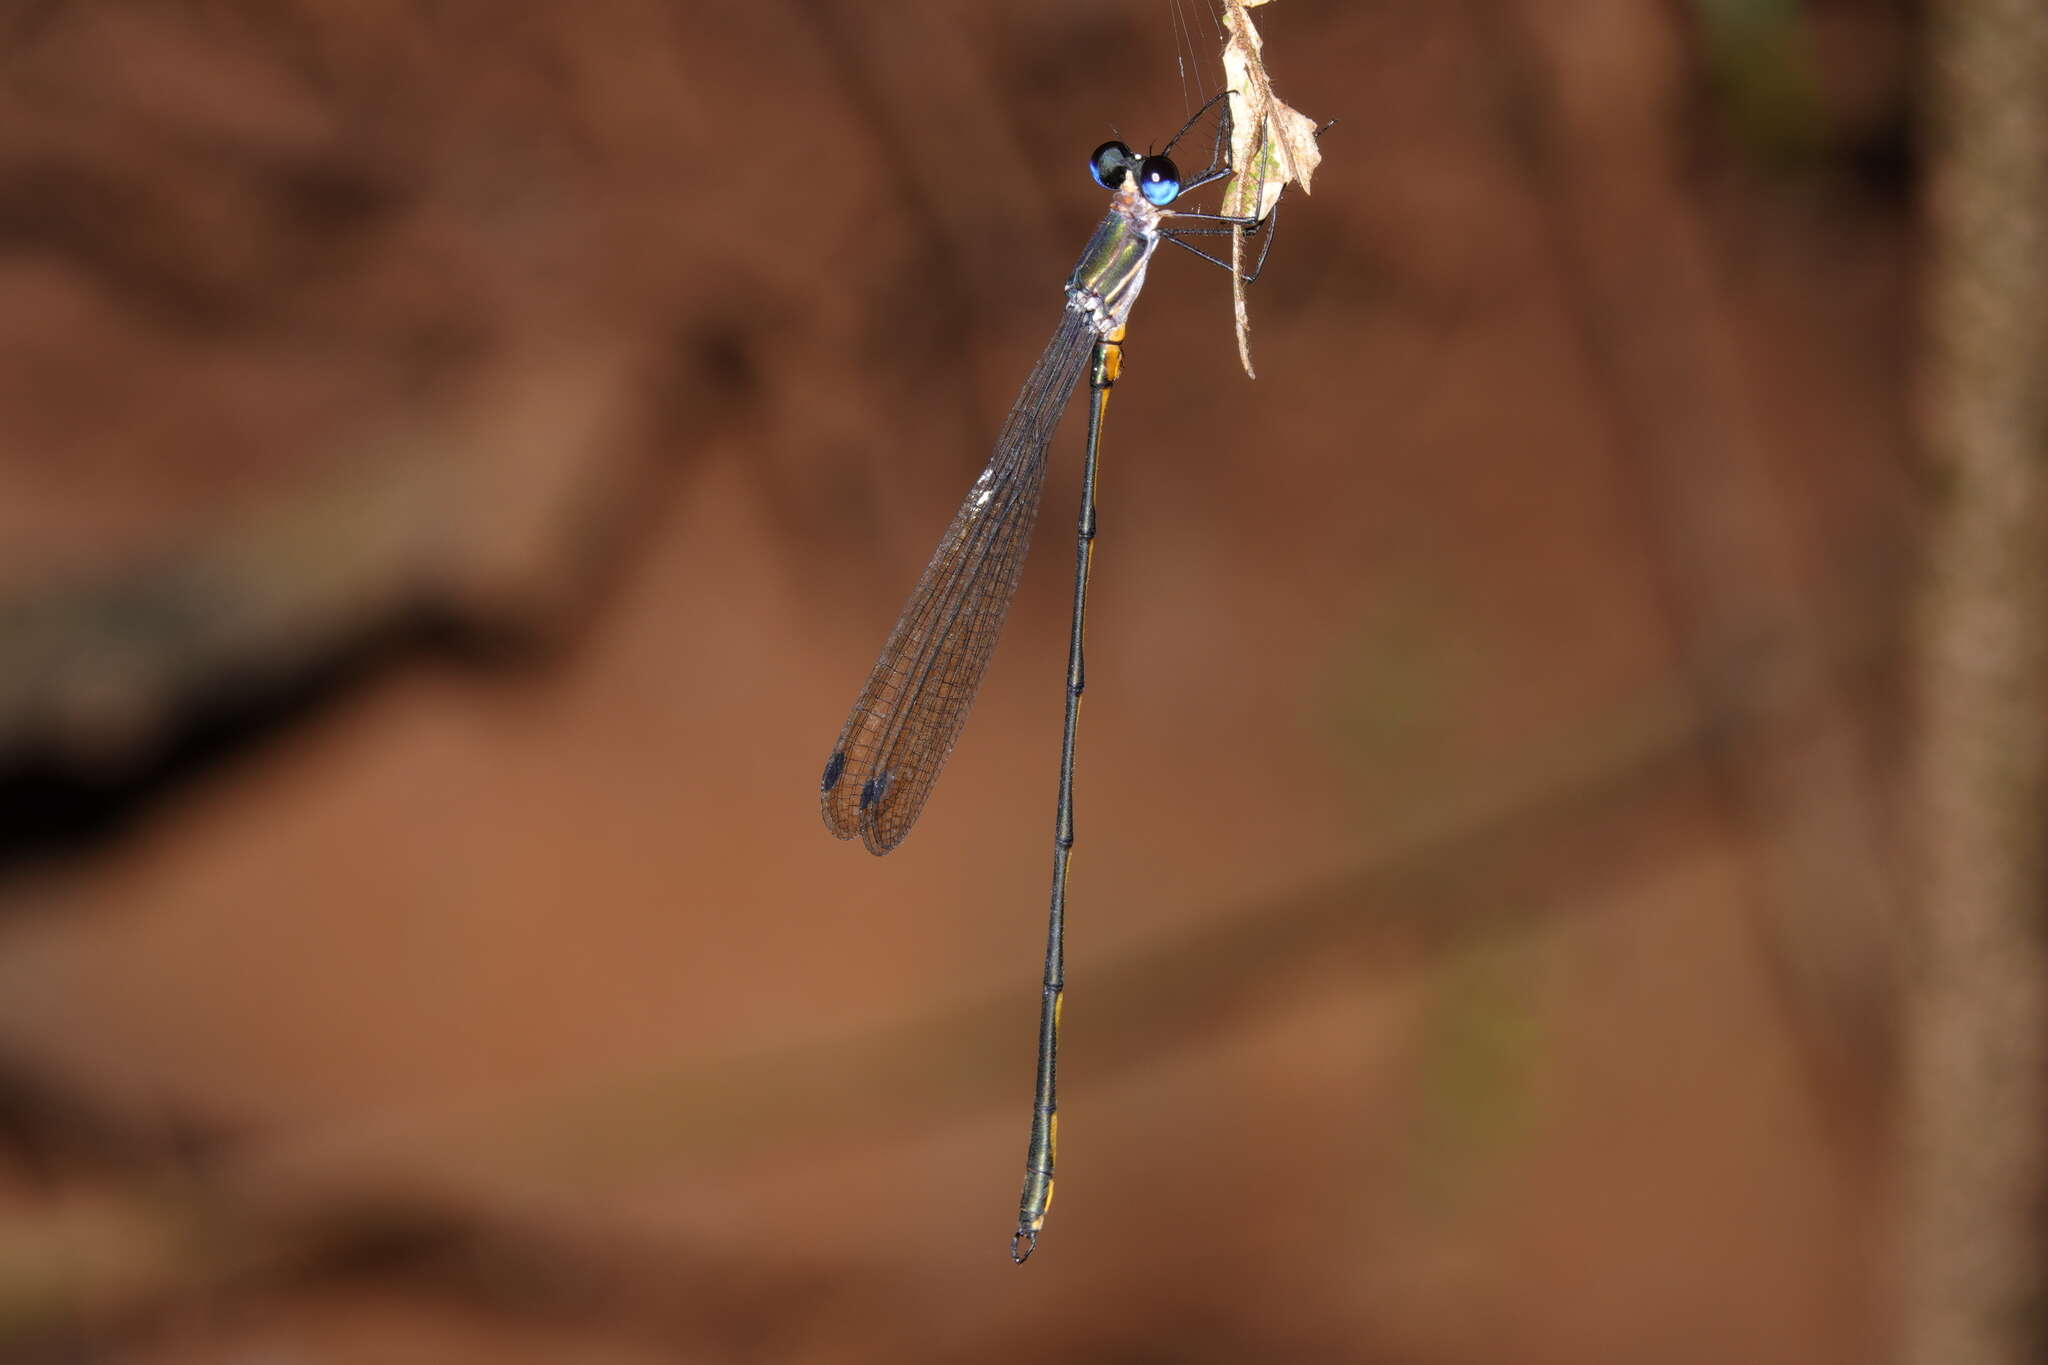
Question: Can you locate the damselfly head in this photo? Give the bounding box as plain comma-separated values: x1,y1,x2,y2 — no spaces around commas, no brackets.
1088,141,1180,207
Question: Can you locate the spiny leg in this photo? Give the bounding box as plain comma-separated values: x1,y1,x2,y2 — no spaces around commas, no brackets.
1159,199,1282,283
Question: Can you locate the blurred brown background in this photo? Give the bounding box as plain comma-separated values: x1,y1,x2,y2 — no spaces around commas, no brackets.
0,0,2025,1360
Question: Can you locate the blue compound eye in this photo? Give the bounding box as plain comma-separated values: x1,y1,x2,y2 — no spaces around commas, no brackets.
1136,154,1181,206
1089,140,1135,190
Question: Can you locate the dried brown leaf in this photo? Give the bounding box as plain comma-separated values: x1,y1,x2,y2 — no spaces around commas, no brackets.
1217,0,1321,376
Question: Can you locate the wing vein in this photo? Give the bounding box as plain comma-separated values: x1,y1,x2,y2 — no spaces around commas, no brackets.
822,307,1097,853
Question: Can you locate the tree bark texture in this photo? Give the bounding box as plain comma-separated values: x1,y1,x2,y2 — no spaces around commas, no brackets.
1902,3,2048,1363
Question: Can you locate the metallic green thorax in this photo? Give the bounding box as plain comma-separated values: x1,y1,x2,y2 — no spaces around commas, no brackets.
1065,184,1164,335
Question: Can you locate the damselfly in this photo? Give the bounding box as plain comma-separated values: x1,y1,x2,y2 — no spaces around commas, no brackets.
820,95,1296,1263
